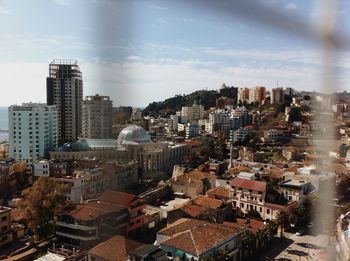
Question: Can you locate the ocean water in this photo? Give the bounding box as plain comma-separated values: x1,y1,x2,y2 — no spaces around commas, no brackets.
0,107,8,142
0,107,7,130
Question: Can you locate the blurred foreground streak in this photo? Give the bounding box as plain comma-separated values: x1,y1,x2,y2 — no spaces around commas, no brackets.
178,0,346,260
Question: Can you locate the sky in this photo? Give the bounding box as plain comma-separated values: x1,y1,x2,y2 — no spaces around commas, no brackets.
0,0,350,107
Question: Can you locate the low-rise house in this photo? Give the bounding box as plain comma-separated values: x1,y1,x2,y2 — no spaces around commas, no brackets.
55,168,104,204
207,186,231,201
0,206,25,248
157,218,246,261
230,178,267,218
167,196,232,224
56,190,145,249
282,147,297,161
88,235,142,261
0,206,13,248
278,179,313,203
171,170,216,199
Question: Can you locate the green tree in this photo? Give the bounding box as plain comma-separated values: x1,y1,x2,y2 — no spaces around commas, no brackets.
19,177,70,239
241,229,257,257
265,220,278,240
276,211,289,238
294,205,307,224
255,228,268,249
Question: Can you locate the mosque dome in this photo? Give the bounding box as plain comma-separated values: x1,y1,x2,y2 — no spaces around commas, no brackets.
117,125,152,145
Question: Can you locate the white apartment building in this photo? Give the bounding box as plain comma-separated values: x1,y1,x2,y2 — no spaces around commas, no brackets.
205,111,231,135
181,101,204,122
8,103,58,163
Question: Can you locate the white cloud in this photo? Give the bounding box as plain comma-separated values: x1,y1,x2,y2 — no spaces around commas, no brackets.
0,6,11,15
1,44,349,107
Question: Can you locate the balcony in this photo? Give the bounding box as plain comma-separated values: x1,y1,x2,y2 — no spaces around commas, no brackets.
56,221,97,231
56,231,98,241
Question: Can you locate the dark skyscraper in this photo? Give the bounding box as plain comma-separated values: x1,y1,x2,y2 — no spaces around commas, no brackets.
46,59,83,144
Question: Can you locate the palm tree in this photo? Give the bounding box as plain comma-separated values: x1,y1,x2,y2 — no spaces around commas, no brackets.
255,228,268,249
265,220,278,240
276,211,289,238
241,229,256,258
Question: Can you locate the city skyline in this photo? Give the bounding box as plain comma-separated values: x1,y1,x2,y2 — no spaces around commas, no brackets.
1,0,350,107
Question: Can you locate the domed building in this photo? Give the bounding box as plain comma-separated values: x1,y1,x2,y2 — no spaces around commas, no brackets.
50,124,186,178
117,125,152,145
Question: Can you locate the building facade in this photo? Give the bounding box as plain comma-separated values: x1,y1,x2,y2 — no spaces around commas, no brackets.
81,94,113,139
46,59,83,144
8,103,58,163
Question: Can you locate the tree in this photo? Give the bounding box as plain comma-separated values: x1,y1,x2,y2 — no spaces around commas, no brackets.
265,220,278,240
255,228,268,249
294,205,307,224
241,229,256,257
276,211,289,238
247,209,262,219
19,177,70,239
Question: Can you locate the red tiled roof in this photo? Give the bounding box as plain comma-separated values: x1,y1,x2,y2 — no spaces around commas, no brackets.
192,196,223,209
180,204,205,218
98,190,137,207
159,218,205,236
88,235,142,261
231,178,266,192
207,186,230,199
161,219,242,256
67,202,126,221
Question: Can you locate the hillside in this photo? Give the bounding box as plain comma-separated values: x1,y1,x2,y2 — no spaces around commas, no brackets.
142,87,238,117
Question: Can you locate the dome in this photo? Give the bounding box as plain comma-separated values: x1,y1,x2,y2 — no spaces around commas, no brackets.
117,125,152,145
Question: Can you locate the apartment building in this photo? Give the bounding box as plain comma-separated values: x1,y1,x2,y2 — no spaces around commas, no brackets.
46,59,83,144
8,103,58,163
231,178,266,218
81,94,113,139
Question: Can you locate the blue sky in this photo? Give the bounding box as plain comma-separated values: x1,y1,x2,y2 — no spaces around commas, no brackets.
0,0,349,107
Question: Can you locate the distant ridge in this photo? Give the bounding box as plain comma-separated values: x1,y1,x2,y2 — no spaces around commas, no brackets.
142,87,238,117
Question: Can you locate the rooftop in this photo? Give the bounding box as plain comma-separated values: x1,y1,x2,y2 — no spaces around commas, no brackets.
88,235,143,261
160,218,243,257
231,177,267,192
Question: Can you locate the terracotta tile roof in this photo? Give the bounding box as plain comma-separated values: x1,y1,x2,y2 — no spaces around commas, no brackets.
192,196,223,209
207,186,230,199
88,235,142,261
158,218,205,236
234,218,265,232
187,170,216,180
265,169,284,179
98,190,137,207
180,204,205,218
67,202,126,221
231,178,266,192
173,170,216,184
161,220,242,257
227,166,251,175
179,196,223,218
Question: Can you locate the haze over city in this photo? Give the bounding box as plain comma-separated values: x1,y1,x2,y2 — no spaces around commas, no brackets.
1,0,350,107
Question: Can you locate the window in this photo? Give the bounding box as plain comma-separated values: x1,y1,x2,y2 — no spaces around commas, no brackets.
267,209,270,214
1,216,6,221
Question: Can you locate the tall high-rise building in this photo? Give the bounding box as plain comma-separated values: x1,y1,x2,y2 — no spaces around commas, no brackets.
81,94,113,139
8,103,58,163
46,59,83,144
271,87,285,104
238,88,250,104
249,86,266,104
